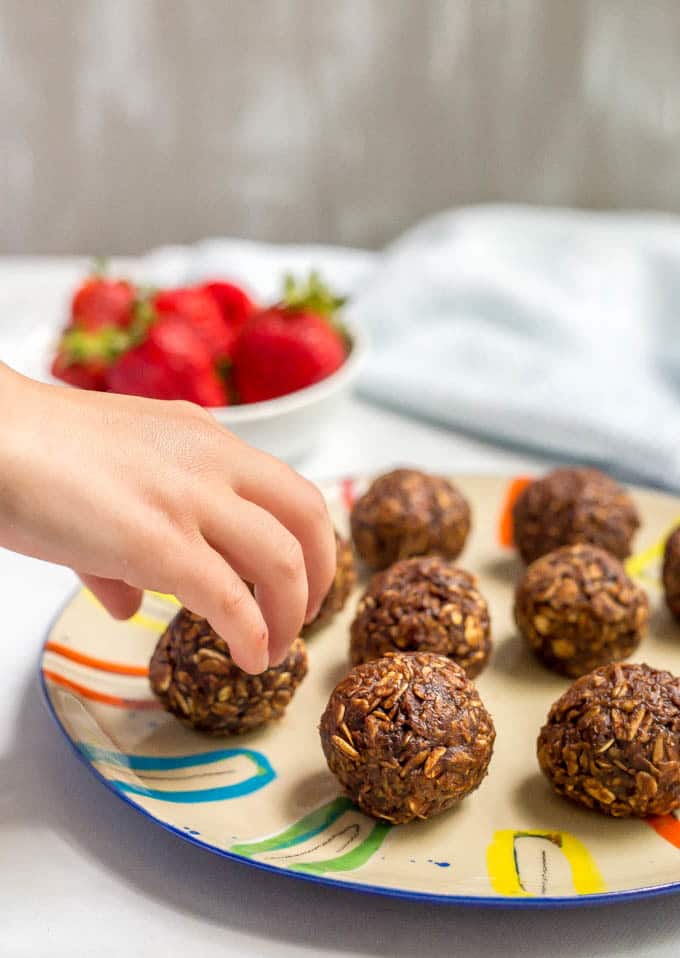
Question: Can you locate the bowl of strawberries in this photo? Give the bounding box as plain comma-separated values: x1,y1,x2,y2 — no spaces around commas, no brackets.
49,267,365,462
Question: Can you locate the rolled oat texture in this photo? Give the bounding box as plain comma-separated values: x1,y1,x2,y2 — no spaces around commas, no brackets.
303,531,357,635
662,526,680,622
514,543,648,678
149,607,308,734
350,468,471,570
350,556,491,678
512,467,639,564
319,651,495,824
538,662,680,817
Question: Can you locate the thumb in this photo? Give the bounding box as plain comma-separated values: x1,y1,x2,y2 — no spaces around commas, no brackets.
78,572,143,620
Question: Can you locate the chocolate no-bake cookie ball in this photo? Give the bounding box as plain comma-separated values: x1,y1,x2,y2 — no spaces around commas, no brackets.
149,608,308,734
663,526,680,622
538,663,680,817
350,556,491,678
350,469,471,571
319,652,495,823
512,467,639,564
514,544,649,678
303,531,357,635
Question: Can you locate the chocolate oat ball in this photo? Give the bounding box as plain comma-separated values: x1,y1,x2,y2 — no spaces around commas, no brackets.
149,607,308,734
662,526,680,622
350,469,471,571
350,557,491,678
514,544,649,678
319,652,495,824
512,467,639,564
303,531,357,635
538,663,680,817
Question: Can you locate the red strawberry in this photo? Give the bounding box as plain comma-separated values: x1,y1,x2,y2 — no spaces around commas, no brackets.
154,287,233,360
51,352,109,391
201,281,255,337
51,326,132,391
106,315,228,407
71,277,135,331
232,272,347,403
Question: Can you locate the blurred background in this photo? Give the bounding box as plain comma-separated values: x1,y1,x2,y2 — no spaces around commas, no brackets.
3,0,680,484
3,0,680,254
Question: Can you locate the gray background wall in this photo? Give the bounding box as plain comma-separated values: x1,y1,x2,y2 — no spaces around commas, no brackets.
2,0,680,254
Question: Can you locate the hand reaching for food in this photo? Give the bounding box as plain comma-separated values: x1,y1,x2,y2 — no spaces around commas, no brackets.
0,362,336,673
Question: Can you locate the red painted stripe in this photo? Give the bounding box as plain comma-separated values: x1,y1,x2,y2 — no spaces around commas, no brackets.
498,476,533,548
45,641,149,677
43,669,161,710
341,477,356,512
648,814,680,849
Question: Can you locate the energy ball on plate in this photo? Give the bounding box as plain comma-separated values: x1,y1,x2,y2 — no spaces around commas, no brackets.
512,467,639,564
303,531,357,635
350,468,471,571
538,663,680,817
514,544,649,678
149,607,308,734
319,651,495,824
350,556,491,678
662,526,680,622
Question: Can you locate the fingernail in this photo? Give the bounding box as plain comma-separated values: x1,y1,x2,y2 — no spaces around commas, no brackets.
304,600,322,626
245,650,269,675
256,645,270,674
269,647,288,667
244,630,269,674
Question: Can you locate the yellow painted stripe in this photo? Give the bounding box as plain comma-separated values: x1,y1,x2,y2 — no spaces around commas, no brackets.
82,588,174,634
486,829,605,897
625,514,680,584
148,590,182,606
626,541,666,582
486,830,524,896
560,832,606,895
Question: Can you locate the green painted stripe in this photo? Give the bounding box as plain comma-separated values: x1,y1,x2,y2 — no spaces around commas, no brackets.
230,796,353,856
291,821,391,875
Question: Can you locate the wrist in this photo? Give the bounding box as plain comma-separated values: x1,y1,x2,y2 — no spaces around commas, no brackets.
0,363,41,495
0,363,21,449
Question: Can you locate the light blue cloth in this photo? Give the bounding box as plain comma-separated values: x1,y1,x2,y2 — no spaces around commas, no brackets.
7,207,680,489
348,206,680,490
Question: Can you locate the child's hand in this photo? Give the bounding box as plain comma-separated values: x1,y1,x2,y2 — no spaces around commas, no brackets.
0,363,336,673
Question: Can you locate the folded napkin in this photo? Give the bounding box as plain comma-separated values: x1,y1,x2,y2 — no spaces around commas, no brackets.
7,208,680,490
347,206,680,490
143,211,680,489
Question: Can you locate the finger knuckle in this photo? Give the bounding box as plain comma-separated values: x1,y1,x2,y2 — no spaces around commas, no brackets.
172,399,213,424
219,580,251,619
300,479,329,524
274,535,305,581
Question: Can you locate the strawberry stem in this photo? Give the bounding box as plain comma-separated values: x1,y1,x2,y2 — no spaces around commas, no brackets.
60,326,131,365
129,295,157,343
281,271,346,317
90,256,109,277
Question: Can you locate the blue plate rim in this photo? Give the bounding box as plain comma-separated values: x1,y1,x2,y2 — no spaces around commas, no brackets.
39,588,680,910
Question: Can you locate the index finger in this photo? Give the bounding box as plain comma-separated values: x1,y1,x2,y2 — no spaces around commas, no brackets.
230,450,336,624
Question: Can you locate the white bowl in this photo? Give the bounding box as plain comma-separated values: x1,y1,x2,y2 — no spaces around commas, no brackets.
210,321,367,463
24,319,365,465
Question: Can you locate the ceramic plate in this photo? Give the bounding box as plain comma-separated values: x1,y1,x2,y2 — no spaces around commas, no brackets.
41,475,680,906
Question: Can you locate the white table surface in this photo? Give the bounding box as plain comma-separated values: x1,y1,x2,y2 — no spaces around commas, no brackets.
1,261,679,957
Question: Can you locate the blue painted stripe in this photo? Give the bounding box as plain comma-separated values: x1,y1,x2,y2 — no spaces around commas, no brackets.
78,743,268,773
77,742,276,803
110,771,274,803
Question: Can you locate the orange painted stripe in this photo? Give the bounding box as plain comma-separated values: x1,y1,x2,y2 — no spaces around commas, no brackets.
648,814,680,849
43,669,161,711
45,641,149,677
499,476,533,548
341,477,356,512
